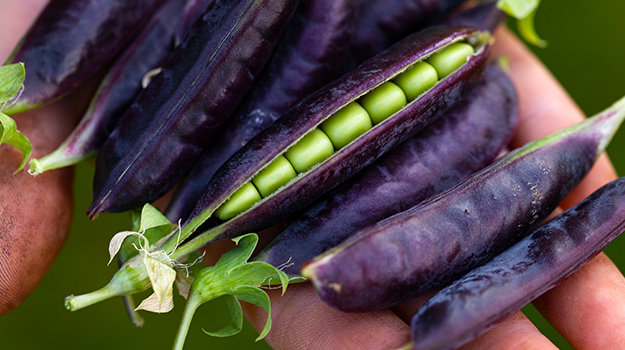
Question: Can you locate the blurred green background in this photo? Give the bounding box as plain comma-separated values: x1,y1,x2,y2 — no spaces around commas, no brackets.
2,0,625,349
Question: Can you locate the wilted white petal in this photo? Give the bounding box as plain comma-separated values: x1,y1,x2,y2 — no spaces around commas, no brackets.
176,273,194,299
135,292,173,313
108,231,143,265
144,254,176,308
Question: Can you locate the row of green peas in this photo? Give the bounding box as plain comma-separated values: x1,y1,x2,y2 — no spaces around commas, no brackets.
214,42,476,220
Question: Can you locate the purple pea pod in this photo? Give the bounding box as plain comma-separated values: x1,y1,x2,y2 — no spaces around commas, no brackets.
164,0,359,222
175,0,217,45
346,0,468,67
3,0,167,114
27,0,212,176
64,26,491,312
441,1,508,33
88,0,299,217
255,64,517,277
302,95,625,312
173,26,490,255
409,176,625,350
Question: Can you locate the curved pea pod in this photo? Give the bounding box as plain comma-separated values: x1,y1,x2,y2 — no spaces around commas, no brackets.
88,0,299,216
301,95,625,312
2,0,167,115
255,63,517,277
174,26,490,254
27,0,202,176
408,177,625,350
347,0,468,66
164,0,359,222
63,26,490,312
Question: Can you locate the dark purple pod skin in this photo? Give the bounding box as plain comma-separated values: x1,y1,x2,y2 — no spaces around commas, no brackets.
302,103,617,312
33,0,194,172
88,0,299,217
254,64,517,276
180,26,490,252
410,177,625,350
3,0,167,115
441,1,507,33
164,0,360,222
175,0,217,45
346,0,468,67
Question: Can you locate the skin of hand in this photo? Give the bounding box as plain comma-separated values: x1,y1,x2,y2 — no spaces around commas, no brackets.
2,2,625,349
0,0,97,315
238,27,625,350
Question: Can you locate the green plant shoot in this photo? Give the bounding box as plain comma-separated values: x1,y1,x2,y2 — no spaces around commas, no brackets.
0,63,31,172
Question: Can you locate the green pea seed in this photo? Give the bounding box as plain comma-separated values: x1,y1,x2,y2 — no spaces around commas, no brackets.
359,81,406,124
426,42,474,78
214,181,261,220
252,155,297,197
393,62,438,101
320,102,372,149
285,128,334,173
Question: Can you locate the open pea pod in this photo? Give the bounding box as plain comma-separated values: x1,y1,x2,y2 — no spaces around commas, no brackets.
164,0,359,222
64,25,490,312
174,26,491,254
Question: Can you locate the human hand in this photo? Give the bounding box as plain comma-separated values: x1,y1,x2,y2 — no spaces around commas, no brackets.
0,0,97,315
237,27,625,349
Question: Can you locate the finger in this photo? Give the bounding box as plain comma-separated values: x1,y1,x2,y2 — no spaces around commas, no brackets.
533,253,625,349
0,0,97,315
0,0,49,61
241,283,410,350
459,311,558,350
491,27,618,210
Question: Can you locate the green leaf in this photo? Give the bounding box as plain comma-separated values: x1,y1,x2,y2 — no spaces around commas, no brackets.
496,0,540,19
215,233,259,270
172,233,289,347
0,112,32,172
203,295,243,337
0,63,25,104
229,261,289,295
233,285,272,341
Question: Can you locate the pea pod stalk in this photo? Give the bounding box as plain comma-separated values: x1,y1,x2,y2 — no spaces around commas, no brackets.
88,0,299,216
165,0,359,222
28,0,211,175
3,0,167,114
301,95,625,312
254,63,518,277
64,26,491,312
408,176,625,350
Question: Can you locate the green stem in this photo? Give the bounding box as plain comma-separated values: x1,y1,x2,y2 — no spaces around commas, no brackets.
64,256,151,311
172,296,201,350
65,283,122,312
